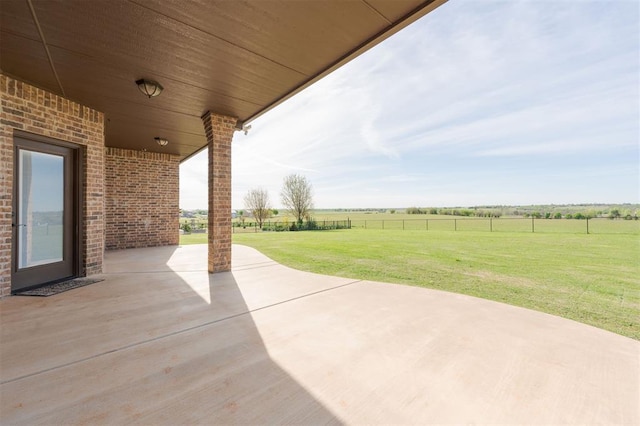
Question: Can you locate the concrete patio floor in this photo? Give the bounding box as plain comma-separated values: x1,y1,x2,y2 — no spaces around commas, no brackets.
1,244,638,425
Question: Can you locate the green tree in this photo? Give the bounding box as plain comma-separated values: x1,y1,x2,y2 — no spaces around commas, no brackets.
281,174,314,225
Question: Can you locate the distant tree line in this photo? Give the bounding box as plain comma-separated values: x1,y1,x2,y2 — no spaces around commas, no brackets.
181,203,639,221
404,206,638,220
406,207,502,217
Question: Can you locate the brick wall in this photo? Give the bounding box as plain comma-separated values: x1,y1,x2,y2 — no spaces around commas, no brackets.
0,74,105,297
202,112,236,273
105,147,179,250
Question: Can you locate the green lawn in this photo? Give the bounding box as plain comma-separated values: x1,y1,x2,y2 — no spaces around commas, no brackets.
180,232,208,245
229,229,640,340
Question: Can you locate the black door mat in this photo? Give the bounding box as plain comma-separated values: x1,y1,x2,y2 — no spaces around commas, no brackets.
14,278,105,297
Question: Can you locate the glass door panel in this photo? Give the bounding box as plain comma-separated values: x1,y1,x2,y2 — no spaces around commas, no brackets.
18,150,65,269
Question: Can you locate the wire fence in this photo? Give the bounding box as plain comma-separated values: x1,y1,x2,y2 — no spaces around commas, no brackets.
349,217,639,234
181,217,639,235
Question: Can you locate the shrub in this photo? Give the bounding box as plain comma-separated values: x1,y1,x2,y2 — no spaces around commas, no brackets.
554,212,562,219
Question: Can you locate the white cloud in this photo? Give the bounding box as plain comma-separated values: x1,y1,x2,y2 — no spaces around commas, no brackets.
180,0,639,210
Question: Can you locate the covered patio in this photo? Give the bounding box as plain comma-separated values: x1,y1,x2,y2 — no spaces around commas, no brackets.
1,2,639,423
1,244,637,424
1,0,448,293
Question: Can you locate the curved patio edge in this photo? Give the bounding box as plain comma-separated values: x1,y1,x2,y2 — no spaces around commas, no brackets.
232,243,640,424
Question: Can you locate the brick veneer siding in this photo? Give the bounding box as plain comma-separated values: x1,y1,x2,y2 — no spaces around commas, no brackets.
105,147,179,250
202,112,237,273
0,74,105,297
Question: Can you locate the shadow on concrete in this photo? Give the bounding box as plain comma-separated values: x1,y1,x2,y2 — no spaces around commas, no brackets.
0,245,341,424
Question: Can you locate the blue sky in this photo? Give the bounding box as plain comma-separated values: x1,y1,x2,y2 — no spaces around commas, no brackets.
180,0,639,210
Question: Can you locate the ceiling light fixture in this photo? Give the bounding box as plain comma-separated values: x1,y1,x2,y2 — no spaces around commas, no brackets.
136,79,163,98
154,137,169,146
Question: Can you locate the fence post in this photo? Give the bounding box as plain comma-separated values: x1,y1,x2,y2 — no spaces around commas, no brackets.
403,220,405,230
586,218,589,234
454,219,457,231
532,217,535,233
490,217,492,232
365,220,367,229
382,220,385,230
426,219,428,231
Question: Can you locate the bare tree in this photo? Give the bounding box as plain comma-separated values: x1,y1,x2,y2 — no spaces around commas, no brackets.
243,188,271,229
280,174,313,224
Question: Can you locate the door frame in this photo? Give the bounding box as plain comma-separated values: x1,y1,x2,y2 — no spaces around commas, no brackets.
11,131,83,291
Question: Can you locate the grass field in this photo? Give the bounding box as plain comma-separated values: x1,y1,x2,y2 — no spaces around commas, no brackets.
311,211,640,234
184,210,640,235
179,232,208,245
222,212,640,234
225,229,639,340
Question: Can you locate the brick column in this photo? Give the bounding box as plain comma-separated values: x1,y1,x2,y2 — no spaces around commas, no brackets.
201,112,237,273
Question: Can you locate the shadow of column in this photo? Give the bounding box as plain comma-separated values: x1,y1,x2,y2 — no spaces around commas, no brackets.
0,245,342,424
